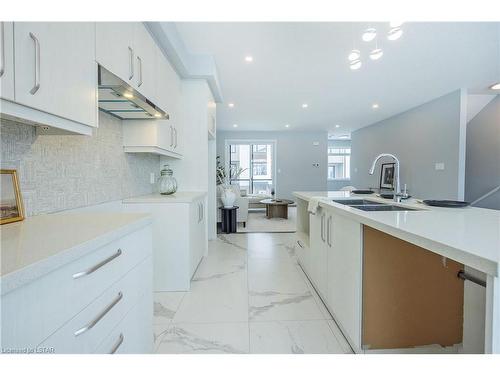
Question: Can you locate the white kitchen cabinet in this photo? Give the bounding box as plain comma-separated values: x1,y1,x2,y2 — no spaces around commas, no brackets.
133,24,157,102
13,22,97,128
95,22,136,86
326,211,363,351
96,23,158,104
122,193,208,291
1,223,153,354
0,22,15,100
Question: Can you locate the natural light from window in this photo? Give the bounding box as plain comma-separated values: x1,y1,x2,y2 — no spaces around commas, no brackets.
328,147,351,180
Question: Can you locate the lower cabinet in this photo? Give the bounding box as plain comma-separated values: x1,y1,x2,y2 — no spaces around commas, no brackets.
326,211,362,351
1,224,153,354
123,195,207,291
305,205,363,351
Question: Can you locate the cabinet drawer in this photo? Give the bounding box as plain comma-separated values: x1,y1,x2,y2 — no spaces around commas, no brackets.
1,225,152,349
94,291,153,354
38,256,152,354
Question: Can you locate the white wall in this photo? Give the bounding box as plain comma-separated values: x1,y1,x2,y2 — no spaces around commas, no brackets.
350,90,466,200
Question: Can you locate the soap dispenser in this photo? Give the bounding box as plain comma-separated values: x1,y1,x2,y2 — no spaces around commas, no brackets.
158,164,178,195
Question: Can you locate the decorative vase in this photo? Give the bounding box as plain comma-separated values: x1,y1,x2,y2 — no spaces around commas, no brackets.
158,164,178,195
221,186,236,208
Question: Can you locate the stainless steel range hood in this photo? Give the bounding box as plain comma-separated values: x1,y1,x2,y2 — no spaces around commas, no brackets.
98,66,168,120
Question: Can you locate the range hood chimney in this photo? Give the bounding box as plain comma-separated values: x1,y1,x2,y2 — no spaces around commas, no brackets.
97,66,168,120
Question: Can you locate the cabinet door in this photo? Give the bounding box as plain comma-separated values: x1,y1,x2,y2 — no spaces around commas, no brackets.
14,22,97,127
0,22,14,100
134,24,157,102
96,22,136,85
155,45,182,153
327,213,362,349
189,200,205,277
309,208,327,297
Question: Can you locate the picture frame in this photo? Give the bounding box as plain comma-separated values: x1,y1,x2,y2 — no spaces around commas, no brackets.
1,169,25,225
379,163,395,190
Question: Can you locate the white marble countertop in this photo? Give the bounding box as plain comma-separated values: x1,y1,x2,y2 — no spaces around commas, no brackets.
0,212,152,294
294,191,500,276
122,191,207,204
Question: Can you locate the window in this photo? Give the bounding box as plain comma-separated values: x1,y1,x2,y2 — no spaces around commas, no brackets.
328,147,351,180
228,142,274,195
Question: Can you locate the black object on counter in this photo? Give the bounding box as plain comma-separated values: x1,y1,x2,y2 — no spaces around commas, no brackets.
352,189,374,194
220,206,239,233
423,200,470,208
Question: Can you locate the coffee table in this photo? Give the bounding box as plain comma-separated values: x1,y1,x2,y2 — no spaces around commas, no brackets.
260,199,294,219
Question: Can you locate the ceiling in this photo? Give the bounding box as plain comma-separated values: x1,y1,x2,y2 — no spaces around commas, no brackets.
175,22,500,134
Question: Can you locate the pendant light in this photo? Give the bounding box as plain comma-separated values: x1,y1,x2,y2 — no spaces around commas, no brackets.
348,49,361,61
350,59,362,70
388,27,403,41
362,28,377,42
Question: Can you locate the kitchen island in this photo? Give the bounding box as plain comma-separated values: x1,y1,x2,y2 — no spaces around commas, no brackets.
293,191,499,354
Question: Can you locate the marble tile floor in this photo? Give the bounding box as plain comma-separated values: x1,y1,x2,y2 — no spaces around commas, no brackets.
153,232,352,354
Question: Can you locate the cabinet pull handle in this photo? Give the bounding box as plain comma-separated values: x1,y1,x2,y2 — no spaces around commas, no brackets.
74,292,123,336
327,217,332,247
297,240,304,248
0,23,5,78
137,56,143,87
174,128,178,148
72,249,122,279
201,203,204,221
169,126,174,148
320,213,325,242
29,32,40,95
109,333,124,354
128,46,134,80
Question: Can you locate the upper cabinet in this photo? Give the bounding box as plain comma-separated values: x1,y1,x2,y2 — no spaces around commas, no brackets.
13,23,97,129
96,23,157,105
0,22,15,101
95,23,136,87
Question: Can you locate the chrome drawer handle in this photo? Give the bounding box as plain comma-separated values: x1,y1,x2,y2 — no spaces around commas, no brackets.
74,292,123,336
0,23,5,78
297,240,304,248
128,46,134,80
137,56,143,87
72,249,122,279
29,32,40,95
109,333,124,354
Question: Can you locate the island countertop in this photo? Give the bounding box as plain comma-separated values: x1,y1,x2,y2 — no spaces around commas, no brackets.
0,212,152,294
293,191,500,276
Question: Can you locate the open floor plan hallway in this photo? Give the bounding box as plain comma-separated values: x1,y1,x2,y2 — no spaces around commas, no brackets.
153,232,352,354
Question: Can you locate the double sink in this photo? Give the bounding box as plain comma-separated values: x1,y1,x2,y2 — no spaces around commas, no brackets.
332,199,420,212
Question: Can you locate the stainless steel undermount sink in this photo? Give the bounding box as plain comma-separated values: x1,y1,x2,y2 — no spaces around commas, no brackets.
332,199,381,205
331,199,420,212
353,204,419,211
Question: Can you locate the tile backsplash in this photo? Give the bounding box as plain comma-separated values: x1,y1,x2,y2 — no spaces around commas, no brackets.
0,112,160,216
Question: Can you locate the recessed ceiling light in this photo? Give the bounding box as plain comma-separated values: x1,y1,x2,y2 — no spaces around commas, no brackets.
335,124,340,128
348,49,361,61
489,82,500,90
285,124,290,128
389,21,404,28
369,48,384,60
154,113,162,118
123,92,134,99
244,56,253,62
233,124,238,128
228,103,235,108
302,103,308,108
387,27,403,41
362,28,377,42
372,103,379,109
350,59,362,70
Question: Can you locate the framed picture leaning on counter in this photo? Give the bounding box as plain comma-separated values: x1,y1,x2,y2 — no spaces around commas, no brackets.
1,169,25,225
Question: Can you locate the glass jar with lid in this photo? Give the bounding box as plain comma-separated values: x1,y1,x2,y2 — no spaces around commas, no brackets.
158,164,178,195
